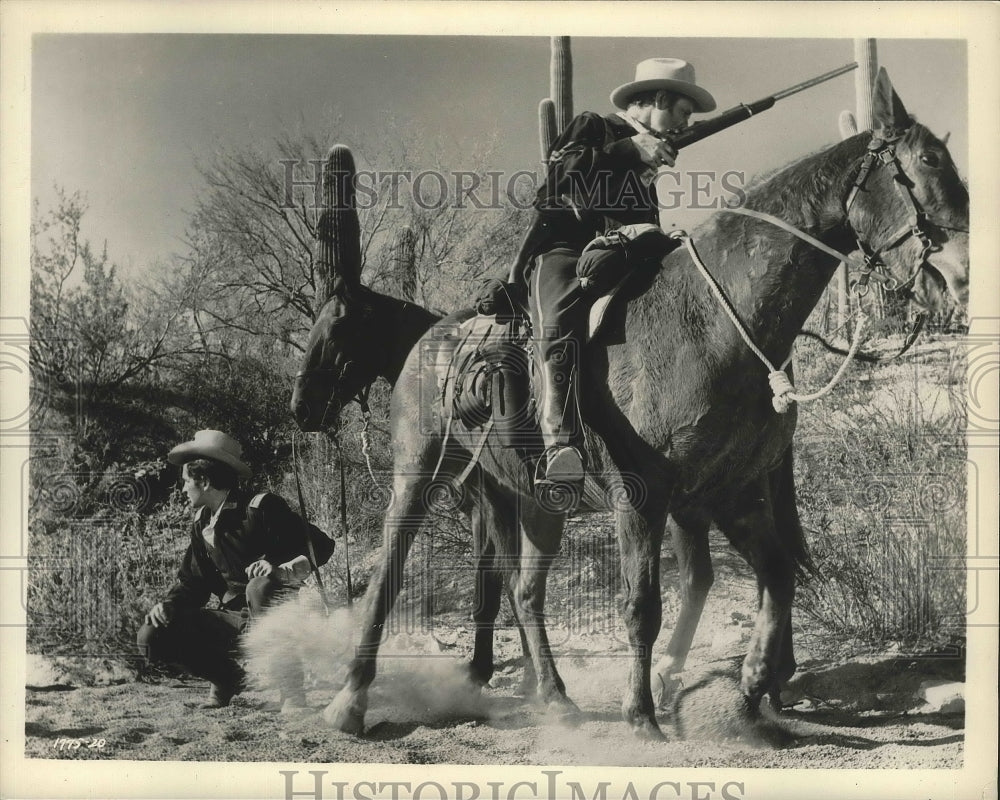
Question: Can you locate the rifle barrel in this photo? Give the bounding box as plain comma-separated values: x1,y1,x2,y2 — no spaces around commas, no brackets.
670,61,859,150
771,61,859,101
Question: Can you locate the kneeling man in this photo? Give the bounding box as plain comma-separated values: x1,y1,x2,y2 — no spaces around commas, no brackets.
137,430,313,709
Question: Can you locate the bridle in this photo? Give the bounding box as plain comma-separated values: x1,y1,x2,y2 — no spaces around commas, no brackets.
843,131,956,298
293,365,373,429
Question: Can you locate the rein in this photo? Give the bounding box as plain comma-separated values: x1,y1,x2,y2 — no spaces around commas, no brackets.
675,131,941,412
292,369,372,609
329,432,354,608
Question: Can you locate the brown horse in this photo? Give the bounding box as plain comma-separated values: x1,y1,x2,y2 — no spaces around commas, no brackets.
292,72,969,739
292,287,541,692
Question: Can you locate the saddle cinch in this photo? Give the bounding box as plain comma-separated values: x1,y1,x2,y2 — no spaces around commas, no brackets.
451,224,680,439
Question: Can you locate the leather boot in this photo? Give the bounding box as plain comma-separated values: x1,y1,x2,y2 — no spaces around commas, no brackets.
200,667,246,709
535,344,583,490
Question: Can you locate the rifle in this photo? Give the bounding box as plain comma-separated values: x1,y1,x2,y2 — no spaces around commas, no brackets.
656,61,859,149
508,61,859,283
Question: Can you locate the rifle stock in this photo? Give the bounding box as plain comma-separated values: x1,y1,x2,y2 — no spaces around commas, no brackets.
670,97,776,149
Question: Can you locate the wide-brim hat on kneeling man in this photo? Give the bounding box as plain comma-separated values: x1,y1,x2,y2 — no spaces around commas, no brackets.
168,430,252,479
611,58,716,113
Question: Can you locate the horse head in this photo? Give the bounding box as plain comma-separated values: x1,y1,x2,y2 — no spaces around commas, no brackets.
291,287,380,432
844,69,969,308
291,283,441,432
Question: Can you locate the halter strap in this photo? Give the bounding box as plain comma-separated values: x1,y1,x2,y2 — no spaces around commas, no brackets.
844,134,939,296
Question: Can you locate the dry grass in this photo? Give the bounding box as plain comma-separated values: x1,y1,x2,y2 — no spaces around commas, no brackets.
791,332,967,650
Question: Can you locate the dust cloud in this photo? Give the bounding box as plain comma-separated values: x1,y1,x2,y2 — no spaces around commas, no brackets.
242,593,490,723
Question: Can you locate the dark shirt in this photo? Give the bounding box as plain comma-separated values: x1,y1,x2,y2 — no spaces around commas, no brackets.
532,111,661,253
164,490,308,612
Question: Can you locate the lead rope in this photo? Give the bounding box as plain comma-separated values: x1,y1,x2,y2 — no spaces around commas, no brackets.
359,409,383,490
329,432,354,608
292,433,331,615
672,230,869,413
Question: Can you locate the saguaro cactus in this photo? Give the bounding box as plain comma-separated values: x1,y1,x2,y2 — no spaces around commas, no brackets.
853,39,878,134
831,40,879,332
550,36,573,134
539,37,573,164
539,98,558,163
317,144,362,306
838,110,859,140
391,226,417,303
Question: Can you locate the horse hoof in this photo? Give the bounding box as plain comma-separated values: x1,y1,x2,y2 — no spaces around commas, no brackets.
323,688,367,735
629,718,667,742
464,663,491,689
653,673,683,711
738,693,763,722
546,696,581,726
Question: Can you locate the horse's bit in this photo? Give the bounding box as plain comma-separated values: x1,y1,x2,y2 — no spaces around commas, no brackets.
293,363,372,429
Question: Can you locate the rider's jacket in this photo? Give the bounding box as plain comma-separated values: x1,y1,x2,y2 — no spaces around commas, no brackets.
529,111,661,257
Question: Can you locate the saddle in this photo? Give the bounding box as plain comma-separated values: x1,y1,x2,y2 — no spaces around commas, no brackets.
448,311,539,450
450,226,678,435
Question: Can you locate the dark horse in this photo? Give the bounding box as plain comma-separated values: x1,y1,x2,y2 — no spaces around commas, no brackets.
292,73,968,739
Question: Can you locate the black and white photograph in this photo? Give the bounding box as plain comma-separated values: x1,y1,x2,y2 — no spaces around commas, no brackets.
1,2,997,799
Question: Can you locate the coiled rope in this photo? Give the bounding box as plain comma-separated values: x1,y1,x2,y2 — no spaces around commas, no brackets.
671,229,869,414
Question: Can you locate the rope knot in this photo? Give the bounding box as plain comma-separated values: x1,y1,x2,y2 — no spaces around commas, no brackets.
768,370,795,413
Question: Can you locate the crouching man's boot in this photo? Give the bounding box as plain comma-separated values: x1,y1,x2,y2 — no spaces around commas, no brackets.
534,344,584,498
202,666,247,709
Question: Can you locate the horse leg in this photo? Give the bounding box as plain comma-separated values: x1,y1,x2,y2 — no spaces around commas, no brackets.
510,501,577,718
617,503,669,740
765,449,807,710
468,537,503,687
715,479,796,711
651,509,712,709
508,588,539,697
463,477,535,692
744,546,795,711
323,470,427,733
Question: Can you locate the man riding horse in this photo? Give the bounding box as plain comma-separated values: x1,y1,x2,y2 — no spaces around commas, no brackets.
509,58,717,493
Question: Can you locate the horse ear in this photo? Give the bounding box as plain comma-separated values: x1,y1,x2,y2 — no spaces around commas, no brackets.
871,67,912,135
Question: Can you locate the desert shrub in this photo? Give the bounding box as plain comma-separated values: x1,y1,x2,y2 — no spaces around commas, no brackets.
792,334,967,649
27,492,190,658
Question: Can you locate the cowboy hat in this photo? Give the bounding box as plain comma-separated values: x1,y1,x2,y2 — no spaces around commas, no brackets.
610,58,716,113
167,430,252,479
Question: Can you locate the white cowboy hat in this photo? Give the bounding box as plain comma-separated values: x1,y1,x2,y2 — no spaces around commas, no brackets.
167,430,252,479
610,58,716,113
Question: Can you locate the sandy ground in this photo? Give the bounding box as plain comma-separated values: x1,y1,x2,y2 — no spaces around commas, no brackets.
24,535,964,768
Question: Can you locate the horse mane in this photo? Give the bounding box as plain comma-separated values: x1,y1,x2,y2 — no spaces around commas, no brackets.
729,132,870,230
620,125,938,383
736,122,938,230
